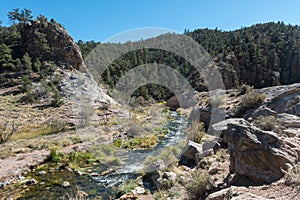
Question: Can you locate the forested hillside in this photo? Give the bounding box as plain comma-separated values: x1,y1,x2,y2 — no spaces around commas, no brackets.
0,9,84,107
188,22,300,87
1,10,299,103
78,22,300,102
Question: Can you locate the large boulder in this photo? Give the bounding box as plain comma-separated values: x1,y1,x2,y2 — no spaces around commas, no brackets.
180,140,214,166
223,119,298,184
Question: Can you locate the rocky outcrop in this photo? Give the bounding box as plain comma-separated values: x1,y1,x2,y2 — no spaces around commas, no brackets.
223,119,298,184
263,83,300,116
206,186,272,200
22,20,84,70
277,113,300,128
59,70,116,126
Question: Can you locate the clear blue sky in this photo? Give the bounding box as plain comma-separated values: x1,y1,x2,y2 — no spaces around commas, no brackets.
0,0,300,42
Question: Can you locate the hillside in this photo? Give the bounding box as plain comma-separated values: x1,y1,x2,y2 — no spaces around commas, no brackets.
78,22,300,102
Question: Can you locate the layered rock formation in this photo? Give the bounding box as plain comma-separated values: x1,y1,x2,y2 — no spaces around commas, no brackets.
22,20,84,70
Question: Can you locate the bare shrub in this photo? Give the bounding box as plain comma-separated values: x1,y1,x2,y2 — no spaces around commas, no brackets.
237,84,253,96
185,171,210,200
0,121,18,144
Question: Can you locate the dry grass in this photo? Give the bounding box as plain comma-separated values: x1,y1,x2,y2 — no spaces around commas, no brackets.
185,171,210,200
187,120,206,144
254,115,279,131
11,126,53,140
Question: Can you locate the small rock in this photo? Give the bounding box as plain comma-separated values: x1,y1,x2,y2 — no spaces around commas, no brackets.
70,74,78,80
138,181,143,186
90,172,99,177
132,186,145,195
65,166,73,172
208,162,221,175
144,160,166,173
38,170,47,175
18,176,26,181
62,181,70,187
26,178,37,186
162,171,177,181
0,182,7,188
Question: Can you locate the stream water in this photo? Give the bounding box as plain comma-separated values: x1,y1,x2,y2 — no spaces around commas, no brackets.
94,111,188,198
19,111,188,199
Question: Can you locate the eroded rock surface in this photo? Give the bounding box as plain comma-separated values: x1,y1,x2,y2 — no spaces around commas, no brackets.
223,119,298,184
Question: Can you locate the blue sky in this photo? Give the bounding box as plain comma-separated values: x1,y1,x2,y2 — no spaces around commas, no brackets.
0,0,300,42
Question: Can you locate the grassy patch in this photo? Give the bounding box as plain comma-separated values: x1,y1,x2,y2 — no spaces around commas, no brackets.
11,126,53,140
119,179,139,194
89,144,123,166
113,135,158,150
215,149,229,163
45,148,98,169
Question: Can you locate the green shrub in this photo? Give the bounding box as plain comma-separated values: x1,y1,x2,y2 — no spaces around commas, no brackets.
235,92,266,116
185,171,210,200
19,90,36,103
255,116,279,131
47,148,63,163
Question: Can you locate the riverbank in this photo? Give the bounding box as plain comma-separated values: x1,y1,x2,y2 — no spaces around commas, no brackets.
0,103,188,199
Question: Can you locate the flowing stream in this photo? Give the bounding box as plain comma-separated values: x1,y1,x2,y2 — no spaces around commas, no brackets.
19,111,188,199
94,111,188,197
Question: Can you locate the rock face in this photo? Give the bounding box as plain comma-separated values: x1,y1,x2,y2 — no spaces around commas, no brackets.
223,119,298,184
22,20,84,70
